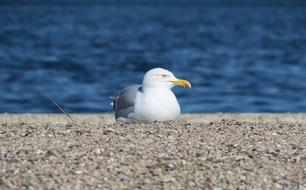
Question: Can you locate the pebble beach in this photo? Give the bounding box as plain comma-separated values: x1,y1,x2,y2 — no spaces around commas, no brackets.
0,114,305,189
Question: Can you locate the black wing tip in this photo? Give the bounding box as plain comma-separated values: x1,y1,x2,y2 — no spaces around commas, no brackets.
110,96,118,110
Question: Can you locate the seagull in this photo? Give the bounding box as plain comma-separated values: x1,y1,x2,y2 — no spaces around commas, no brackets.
112,68,191,123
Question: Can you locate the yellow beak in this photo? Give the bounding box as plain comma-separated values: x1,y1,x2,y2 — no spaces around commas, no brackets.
171,79,192,88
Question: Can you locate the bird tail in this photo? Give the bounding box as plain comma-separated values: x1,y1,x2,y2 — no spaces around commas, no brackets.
109,96,117,110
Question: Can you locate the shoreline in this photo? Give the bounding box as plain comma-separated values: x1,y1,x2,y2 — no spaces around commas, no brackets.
1,113,306,124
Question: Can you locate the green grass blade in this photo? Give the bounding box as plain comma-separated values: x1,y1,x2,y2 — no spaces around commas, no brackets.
48,97,74,122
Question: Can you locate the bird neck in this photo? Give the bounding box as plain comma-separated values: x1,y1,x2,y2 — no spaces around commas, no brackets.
142,86,172,95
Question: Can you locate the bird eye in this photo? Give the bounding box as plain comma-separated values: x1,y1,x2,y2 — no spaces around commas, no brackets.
161,74,168,78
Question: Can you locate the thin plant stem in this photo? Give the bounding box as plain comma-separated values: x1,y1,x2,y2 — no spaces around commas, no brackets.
48,97,74,123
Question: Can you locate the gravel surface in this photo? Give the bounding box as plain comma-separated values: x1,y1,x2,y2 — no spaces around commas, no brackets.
0,114,305,189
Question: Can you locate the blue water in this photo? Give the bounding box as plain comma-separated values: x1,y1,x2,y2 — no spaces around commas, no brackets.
0,5,306,113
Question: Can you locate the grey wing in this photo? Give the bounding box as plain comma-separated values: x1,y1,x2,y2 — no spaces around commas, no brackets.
113,85,142,122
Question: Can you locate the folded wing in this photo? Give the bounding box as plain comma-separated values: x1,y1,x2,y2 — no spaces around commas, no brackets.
113,85,142,122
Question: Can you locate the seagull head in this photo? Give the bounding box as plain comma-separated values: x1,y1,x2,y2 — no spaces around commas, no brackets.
142,68,191,89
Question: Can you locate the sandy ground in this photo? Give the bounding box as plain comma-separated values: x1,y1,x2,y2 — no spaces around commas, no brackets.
0,114,305,189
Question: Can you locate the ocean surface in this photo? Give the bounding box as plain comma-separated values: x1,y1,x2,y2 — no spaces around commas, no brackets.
0,4,306,113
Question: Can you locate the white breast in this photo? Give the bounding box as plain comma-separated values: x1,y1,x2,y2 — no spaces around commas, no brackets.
134,88,181,122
